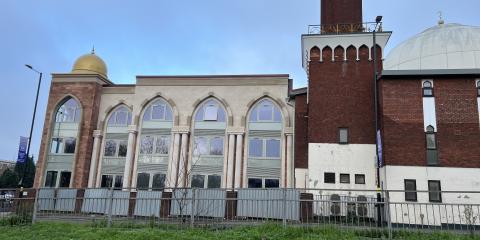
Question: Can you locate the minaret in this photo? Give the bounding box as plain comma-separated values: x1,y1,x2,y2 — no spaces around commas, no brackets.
298,0,391,190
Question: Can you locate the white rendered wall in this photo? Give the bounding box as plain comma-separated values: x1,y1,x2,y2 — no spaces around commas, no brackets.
382,165,480,226
307,143,377,191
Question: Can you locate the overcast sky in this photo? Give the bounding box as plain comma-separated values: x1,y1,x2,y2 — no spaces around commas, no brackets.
1,0,479,161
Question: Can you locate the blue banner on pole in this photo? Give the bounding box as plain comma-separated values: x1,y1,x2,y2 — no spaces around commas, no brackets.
17,136,29,164
377,130,383,168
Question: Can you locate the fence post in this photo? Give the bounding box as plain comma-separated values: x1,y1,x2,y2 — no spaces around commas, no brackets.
107,187,114,228
31,189,39,224
190,188,195,228
282,188,287,228
385,190,393,240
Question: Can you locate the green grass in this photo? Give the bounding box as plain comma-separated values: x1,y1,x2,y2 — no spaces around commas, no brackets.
0,222,478,240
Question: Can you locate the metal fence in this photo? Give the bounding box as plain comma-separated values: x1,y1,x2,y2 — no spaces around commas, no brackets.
1,188,479,238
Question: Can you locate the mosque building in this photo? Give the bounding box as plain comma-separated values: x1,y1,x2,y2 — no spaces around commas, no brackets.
34,0,480,207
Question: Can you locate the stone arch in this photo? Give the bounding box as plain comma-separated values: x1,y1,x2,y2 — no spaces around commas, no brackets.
245,93,291,128
190,93,233,126
139,92,179,126
371,44,383,60
309,46,320,61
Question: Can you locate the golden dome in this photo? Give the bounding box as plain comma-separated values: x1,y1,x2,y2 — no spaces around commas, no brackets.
71,49,108,78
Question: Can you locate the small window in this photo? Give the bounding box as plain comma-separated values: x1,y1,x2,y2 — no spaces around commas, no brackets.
191,175,205,188
404,179,417,202
137,173,150,190
204,105,218,121
140,137,154,154
477,80,480,97
426,125,438,166
50,138,64,154
193,137,209,156
248,178,262,188
108,106,132,126
340,174,350,184
101,175,113,188
265,139,280,158
425,126,437,150
210,137,224,155
248,138,263,157
155,136,170,154
207,175,221,188
339,128,348,144
151,104,165,120
428,180,442,203
118,140,128,157
355,174,366,184
265,179,280,188
45,171,58,188
59,171,71,188
64,138,76,154
104,140,117,157
324,172,335,184
423,80,434,97
152,173,166,189
249,99,282,123
114,176,123,189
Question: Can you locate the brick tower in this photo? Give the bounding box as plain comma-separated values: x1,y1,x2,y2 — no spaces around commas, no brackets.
293,0,391,191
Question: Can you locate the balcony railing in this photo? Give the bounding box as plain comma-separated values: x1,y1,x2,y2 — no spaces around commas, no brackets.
307,22,383,35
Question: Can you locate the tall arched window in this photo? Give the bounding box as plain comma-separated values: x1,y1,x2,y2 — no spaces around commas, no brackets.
100,105,132,189
246,98,283,189
45,97,81,188
476,80,480,97
425,125,438,166
136,98,173,190
190,98,227,188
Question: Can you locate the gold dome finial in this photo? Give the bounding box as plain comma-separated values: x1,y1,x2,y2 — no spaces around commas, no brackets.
71,49,108,78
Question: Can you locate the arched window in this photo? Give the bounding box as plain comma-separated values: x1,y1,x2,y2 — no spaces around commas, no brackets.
142,99,173,121
55,98,80,123
107,106,132,126
423,80,434,97
246,98,283,189
194,99,226,122
249,99,282,122
425,125,438,166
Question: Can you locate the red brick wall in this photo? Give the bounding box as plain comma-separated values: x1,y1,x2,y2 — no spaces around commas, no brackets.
321,0,362,25
307,46,380,144
380,77,480,168
34,80,103,188
294,94,308,168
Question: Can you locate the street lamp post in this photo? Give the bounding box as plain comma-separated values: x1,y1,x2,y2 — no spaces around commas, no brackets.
20,64,43,191
373,16,383,226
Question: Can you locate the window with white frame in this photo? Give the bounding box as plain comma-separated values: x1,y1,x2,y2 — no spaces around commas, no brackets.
477,80,480,97
194,99,226,122
249,99,282,122
101,174,123,189
136,172,166,190
191,174,221,188
50,137,76,154
55,98,81,123
107,106,132,126
193,136,224,156
139,136,170,155
143,99,173,121
104,139,128,157
247,178,279,188
248,138,281,158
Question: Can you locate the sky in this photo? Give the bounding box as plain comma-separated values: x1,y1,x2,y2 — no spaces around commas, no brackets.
0,0,479,161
